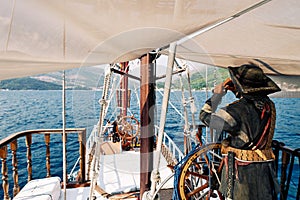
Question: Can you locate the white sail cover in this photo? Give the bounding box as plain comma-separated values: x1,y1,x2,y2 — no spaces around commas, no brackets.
0,0,299,80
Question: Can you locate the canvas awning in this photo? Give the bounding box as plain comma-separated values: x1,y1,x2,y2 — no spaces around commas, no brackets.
0,0,299,80
176,0,300,76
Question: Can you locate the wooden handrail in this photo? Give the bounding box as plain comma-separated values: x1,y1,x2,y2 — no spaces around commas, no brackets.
0,128,86,147
0,128,86,199
0,146,9,200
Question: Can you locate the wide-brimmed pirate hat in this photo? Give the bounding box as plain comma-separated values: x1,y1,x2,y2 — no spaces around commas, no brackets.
228,64,281,96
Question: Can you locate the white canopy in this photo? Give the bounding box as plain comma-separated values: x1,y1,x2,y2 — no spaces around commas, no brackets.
0,0,299,80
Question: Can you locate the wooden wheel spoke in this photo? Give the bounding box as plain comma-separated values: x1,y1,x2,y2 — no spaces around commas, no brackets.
176,143,223,200
185,170,209,180
192,160,205,169
186,182,209,198
203,154,210,165
217,158,224,173
118,116,140,138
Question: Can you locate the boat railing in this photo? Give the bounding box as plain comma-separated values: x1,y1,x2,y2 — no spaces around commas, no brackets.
0,128,86,200
86,124,115,153
272,140,300,200
154,125,184,165
86,125,98,156
85,124,184,176
85,124,113,180
85,125,98,181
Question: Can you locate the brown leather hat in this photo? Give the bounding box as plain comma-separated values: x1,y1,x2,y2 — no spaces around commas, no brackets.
228,64,281,95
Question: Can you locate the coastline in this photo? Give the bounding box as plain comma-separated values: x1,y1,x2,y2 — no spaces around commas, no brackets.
270,91,300,98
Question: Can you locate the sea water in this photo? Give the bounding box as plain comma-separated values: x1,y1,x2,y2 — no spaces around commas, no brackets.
0,90,299,199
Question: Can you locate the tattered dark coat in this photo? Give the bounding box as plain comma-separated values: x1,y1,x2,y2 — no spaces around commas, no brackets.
200,93,278,200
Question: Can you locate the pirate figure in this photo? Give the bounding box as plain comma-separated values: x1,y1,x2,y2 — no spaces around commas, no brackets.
200,63,280,200
112,120,120,143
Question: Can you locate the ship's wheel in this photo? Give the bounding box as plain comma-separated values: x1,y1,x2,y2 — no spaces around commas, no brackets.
174,143,224,200
117,115,140,147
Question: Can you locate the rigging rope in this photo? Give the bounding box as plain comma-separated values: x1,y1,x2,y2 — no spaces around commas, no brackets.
89,65,112,200
178,72,191,155
156,87,185,119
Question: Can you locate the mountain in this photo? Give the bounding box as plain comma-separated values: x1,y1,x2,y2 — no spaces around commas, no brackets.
0,77,62,90
157,67,229,90
32,66,105,90
1,65,230,90
0,66,105,90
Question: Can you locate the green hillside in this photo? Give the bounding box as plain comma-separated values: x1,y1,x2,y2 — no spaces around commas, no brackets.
0,66,105,90
0,66,229,90
157,67,229,90
32,66,105,90
0,77,62,90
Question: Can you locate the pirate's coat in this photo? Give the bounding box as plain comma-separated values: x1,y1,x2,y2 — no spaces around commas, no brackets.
200,92,278,200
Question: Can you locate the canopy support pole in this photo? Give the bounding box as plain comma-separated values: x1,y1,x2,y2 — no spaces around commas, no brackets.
143,42,177,200
62,71,67,200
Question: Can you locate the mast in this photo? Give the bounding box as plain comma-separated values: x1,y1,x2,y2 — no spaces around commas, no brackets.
140,53,156,199
120,62,129,116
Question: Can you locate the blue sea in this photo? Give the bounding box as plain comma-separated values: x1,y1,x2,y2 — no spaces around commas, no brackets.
0,90,299,199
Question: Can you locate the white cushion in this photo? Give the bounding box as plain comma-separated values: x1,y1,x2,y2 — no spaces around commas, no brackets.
13,177,61,200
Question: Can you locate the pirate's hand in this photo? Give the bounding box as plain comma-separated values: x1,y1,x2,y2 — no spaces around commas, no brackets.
213,82,226,95
223,78,236,92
